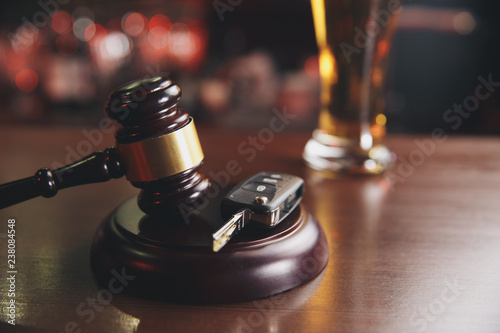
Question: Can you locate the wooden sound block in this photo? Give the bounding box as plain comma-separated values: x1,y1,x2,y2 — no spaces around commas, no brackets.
91,196,329,304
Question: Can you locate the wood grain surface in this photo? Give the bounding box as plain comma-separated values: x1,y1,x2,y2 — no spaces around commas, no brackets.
1,125,500,333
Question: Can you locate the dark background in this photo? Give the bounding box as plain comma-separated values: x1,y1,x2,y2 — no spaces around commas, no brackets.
0,0,499,134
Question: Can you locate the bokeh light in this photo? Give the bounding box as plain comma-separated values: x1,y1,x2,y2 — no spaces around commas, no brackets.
3,50,25,70
122,12,148,37
84,24,107,47
73,17,94,41
140,37,164,63
452,11,476,35
377,40,389,57
99,32,131,60
15,69,38,92
149,14,171,37
375,114,387,127
304,55,319,78
166,22,206,64
51,11,73,35
372,67,383,87
147,30,166,50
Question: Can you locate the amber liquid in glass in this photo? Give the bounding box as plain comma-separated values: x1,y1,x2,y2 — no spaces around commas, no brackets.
304,0,400,174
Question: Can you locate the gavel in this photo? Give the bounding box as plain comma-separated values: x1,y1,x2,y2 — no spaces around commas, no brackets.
0,76,210,215
1,76,329,304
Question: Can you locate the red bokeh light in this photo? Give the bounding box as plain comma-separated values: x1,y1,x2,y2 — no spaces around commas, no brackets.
377,40,389,57
3,50,25,70
51,11,73,35
147,29,167,50
304,55,320,78
140,37,164,63
84,24,107,47
15,69,38,92
149,14,171,37
165,22,207,65
124,13,148,37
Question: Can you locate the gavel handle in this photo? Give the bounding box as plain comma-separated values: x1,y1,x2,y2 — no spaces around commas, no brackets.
0,147,124,209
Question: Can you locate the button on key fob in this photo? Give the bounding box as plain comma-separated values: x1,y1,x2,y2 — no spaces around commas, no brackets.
212,172,304,252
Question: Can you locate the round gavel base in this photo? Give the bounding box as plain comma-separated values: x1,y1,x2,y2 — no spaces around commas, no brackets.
91,196,329,304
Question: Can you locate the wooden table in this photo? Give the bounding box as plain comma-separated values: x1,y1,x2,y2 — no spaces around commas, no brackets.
1,126,500,333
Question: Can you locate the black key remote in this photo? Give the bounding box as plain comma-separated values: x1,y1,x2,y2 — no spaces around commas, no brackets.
213,172,304,252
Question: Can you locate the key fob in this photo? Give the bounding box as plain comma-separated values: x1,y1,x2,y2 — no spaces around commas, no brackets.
221,172,304,227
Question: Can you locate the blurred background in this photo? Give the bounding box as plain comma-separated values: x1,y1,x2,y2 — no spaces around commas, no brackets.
0,0,499,133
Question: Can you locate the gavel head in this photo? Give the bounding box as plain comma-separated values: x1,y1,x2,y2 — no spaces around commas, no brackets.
105,76,210,216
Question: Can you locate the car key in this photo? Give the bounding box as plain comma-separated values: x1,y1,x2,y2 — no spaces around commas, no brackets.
212,172,304,252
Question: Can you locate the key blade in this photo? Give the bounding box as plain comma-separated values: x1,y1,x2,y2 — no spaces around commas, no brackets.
213,210,248,252
212,223,237,252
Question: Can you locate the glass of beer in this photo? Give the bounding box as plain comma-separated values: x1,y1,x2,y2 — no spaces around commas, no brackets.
303,0,401,174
